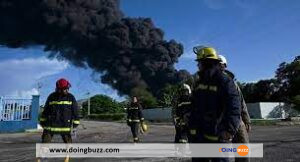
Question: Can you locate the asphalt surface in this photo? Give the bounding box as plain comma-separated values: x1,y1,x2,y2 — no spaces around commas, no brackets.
0,120,299,162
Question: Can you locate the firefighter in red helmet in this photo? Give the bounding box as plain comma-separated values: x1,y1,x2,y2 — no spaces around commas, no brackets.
39,78,80,143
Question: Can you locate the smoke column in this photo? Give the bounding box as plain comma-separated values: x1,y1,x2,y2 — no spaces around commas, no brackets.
0,0,190,97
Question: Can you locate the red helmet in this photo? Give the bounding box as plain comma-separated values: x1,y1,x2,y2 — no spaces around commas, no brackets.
56,78,71,90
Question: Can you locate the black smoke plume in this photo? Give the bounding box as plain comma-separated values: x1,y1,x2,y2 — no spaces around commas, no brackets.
0,0,190,97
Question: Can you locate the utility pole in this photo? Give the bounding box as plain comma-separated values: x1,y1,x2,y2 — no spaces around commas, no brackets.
86,92,91,116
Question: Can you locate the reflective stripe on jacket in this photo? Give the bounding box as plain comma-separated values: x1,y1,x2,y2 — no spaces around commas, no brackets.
127,102,143,121
40,92,80,134
190,68,241,136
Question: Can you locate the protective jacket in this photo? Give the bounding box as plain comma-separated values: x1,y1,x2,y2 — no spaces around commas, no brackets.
189,67,241,138
174,95,192,126
40,92,80,134
127,102,144,122
225,70,251,125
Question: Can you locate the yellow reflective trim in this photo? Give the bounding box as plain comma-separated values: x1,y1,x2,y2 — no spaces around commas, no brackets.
209,86,217,92
128,119,140,122
128,107,139,110
197,84,208,90
49,101,72,105
196,84,217,92
39,118,46,122
44,127,71,132
178,102,191,107
178,122,186,126
179,139,188,143
190,129,196,135
203,134,219,141
73,120,80,124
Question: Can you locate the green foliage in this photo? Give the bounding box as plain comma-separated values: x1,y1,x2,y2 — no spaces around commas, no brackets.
276,56,300,108
158,84,180,107
250,119,278,126
240,55,300,110
38,106,44,121
82,94,124,116
291,95,300,111
130,87,158,108
88,113,125,121
240,79,280,103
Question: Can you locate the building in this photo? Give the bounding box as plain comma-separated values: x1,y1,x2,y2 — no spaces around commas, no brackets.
0,95,40,133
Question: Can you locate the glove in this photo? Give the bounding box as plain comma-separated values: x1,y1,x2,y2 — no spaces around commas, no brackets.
220,131,233,142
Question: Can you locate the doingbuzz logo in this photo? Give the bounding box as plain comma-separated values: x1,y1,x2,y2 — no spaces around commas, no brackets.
219,145,249,156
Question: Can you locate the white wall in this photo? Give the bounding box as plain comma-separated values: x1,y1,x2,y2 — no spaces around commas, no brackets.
259,102,285,119
142,107,172,121
247,102,286,119
142,102,287,121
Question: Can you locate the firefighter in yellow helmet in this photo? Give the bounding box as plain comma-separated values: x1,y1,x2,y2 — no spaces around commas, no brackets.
189,46,241,162
39,78,80,143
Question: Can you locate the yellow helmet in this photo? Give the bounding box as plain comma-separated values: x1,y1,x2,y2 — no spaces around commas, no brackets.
140,122,148,133
193,46,219,61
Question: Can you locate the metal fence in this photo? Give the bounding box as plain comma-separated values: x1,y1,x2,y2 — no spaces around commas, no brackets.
0,96,32,121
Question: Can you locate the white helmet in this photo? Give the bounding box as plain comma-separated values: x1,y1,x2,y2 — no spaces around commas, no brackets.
183,83,192,94
218,55,227,67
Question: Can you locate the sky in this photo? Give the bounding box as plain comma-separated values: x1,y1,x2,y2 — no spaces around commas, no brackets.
0,0,300,103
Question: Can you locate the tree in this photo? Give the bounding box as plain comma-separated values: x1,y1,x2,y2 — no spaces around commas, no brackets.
82,94,123,116
158,84,180,107
240,56,300,111
130,87,158,108
240,79,279,103
275,56,300,110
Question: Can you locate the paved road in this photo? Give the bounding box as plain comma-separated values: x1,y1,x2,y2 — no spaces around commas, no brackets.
0,121,299,162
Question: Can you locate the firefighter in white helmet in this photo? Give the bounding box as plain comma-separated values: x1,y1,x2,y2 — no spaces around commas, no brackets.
219,54,251,162
173,83,192,143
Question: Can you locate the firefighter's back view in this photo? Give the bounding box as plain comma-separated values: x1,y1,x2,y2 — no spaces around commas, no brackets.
39,78,80,143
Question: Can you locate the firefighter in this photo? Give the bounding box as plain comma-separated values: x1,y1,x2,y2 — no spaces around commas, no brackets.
127,96,144,142
39,78,80,143
219,55,251,162
173,83,192,143
189,46,241,162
